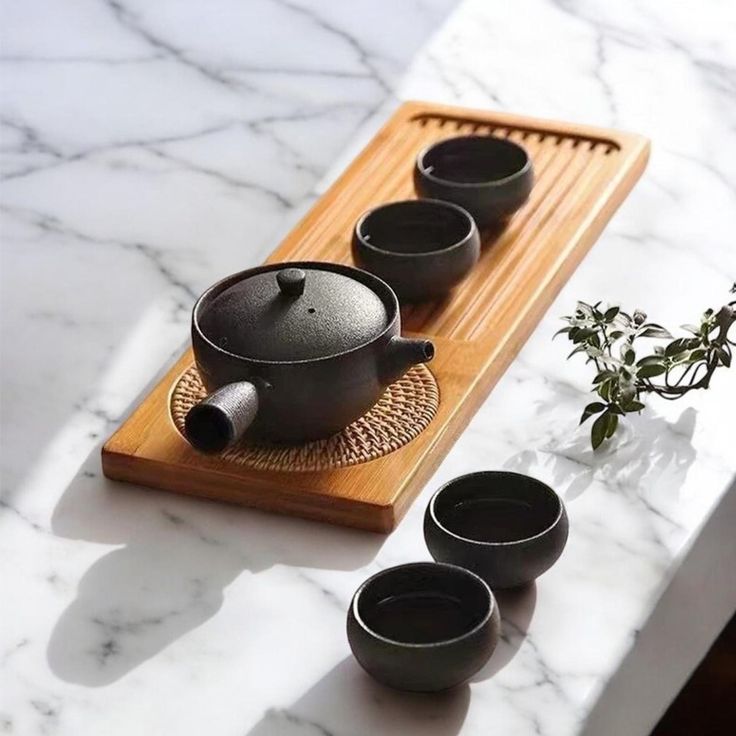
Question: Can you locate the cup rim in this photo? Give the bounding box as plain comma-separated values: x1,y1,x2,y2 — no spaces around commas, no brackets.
428,470,565,547
416,135,532,189
350,561,495,649
353,199,479,259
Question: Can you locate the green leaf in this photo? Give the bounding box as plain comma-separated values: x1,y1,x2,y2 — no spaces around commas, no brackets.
609,330,625,340
580,402,606,425
639,325,673,339
576,302,594,317
717,347,732,367
598,378,616,401
553,326,572,339
572,327,596,343
623,347,636,365
605,413,619,439
623,399,646,412
567,344,587,359
604,306,620,322
591,412,609,450
686,349,707,363
620,383,636,405
665,338,690,357
637,363,667,378
592,370,612,384
637,354,665,367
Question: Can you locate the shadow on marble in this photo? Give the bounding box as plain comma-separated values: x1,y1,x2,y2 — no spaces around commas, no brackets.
244,657,470,736
472,582,537,682
0,0,463,503
47,448,385,687
503,407,698,503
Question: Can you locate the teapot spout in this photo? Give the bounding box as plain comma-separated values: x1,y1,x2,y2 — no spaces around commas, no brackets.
185,381,259,453
380,336,435,385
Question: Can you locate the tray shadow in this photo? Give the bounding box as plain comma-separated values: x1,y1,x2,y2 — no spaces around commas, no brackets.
47,445,384,687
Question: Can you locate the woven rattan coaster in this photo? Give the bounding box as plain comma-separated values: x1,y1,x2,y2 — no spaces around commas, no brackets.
169,364,439,472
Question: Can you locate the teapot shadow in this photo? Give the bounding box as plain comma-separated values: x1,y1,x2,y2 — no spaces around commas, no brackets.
244,657,470,736
47,446,384,687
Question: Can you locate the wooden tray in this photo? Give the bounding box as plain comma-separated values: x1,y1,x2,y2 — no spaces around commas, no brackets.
102,101,650,532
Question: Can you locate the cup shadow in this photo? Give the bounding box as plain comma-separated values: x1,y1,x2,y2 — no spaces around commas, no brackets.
397,220,507,314
473,582,537,681
47,445,384,687
478,220,507,248
244,657,470,736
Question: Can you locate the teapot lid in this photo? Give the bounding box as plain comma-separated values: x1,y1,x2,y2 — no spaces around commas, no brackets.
196,263,391,362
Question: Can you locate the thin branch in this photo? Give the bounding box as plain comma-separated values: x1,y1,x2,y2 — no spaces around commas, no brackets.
560,294,735,449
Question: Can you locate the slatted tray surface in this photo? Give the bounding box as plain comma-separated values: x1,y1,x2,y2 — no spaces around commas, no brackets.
102,102,649,532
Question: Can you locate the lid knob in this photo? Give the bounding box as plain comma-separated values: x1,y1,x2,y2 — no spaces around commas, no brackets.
276,268,306,297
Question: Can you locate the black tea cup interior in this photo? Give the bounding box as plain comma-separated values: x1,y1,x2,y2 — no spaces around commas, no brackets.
414,135,533,228
347,562,500,692
352,199,480,303
424,471,568,589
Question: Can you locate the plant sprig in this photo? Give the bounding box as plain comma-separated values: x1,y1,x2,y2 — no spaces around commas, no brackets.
557,285,736,449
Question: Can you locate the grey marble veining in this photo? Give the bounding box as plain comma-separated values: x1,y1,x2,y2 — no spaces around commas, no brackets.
1,1,735,735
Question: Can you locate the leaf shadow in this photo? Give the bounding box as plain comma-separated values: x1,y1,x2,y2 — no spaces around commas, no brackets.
503,405,699,504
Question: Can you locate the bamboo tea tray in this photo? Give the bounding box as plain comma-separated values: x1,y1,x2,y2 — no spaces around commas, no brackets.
102,101,650,532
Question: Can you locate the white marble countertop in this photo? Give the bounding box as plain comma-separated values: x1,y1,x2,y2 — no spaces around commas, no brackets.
2,1,735,735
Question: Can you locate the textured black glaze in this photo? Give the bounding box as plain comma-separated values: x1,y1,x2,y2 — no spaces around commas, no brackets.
347,562,500,692
276,267,306,296
424,471,568,589
199,264,389,362
352,199,480,303
414,136,533,228
186,261,434,450
379,335,434,385
184,381,259,453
